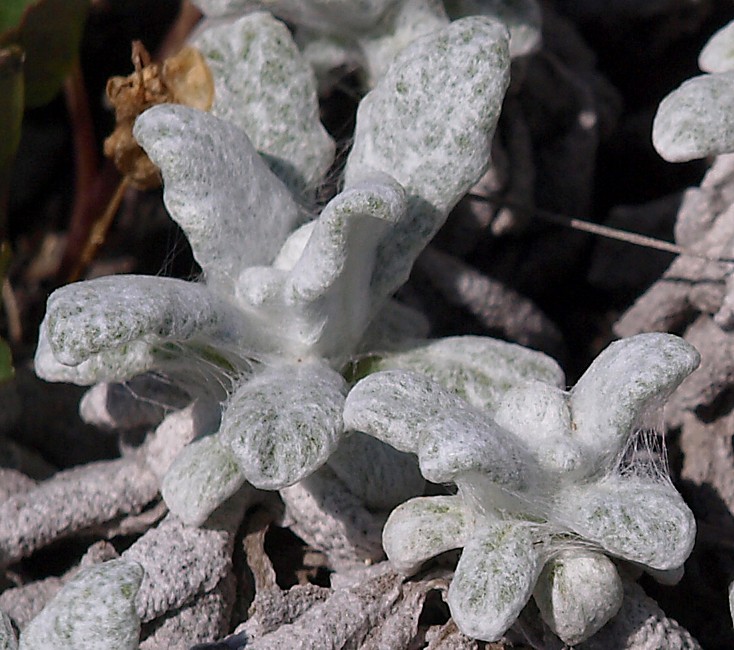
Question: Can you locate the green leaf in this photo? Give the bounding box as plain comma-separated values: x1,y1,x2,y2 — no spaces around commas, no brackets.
0,46,23,234
0,0,34,34
0,0,89,108
0,339,12,383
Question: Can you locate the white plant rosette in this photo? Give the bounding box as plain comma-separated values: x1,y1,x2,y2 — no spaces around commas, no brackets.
35,16,511,525
343,333,700,643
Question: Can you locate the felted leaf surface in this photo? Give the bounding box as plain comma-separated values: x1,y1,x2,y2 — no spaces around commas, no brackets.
699,19,734,73
0,0,88,108
444,0,542,58
38,275,245,367
285,175,406,355
134,105,302,294
570,333,700,474
161,435,246,526
344,369,535,488
221,361,347,489
375,335,565,411
382,495,473,574
345,16,510,302
327,431,424,511
533,551,623,646
447,521,542,642
18,559,142,650
653,72,734,162
194,12,335,195
553,477,696,571
344,368,467,452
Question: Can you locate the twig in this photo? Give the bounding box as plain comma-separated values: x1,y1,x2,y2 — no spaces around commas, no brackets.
468,193,734,265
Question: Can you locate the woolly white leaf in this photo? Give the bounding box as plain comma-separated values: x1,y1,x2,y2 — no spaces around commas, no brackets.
134,105,301,294
344,369,466,452
444,0,542,58
653,72,734,162
0,611,17,650
570,333,700,475
493,382,586,476
327,432,424,511
161,435,246,526
533,551,623,646
35,328,157,385
699,20,734,73
375,335,565,411
447,521,541,642
194,12,335,194
554,477,696,571
345,16,511,302
382,495,473,574
237,176,407,359
355,298,430,352
37,275,244,367
358,0,449,87
286,175,407,356
19,560,142,650
344,369,536,488
221,361,347,489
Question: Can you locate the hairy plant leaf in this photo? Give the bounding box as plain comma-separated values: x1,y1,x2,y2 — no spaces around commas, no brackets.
553,477,696,571
194,12,334,195
19,559,143,650
533,551,623,646
162,435,246,526
345,17,510,304
0,0,88,108
653,72,734,162
699,19,734,73
382,495,473,574
570,333,700,475
375,335,565,411
448,521,541,642
221,361,347,489
134,105,302,295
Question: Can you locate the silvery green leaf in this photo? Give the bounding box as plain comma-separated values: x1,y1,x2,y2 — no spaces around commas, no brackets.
37,276,244,368
19,560,142,650
0,611,17,650
570,333,699,475
699,20,734,73
194,12,335,194
35,328,157,385
296,28,363,92
533,551,623,646
358,0,449,87
237,176,407,359
653,72,734,162
343,368,467,452
345,17,510,303
285,175,406,356
382,495,473,574
344,369,536,488
444,0,542,58
493,382,586,476
327,431,424,511
161,435,246,526
221,361,347,489
134,105,302,295
553,477,696,571
375,335,565,411
447,521,541,642
355,298,430,352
